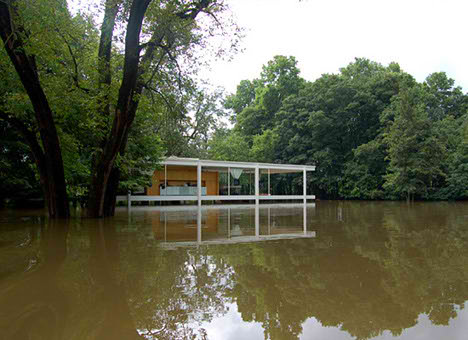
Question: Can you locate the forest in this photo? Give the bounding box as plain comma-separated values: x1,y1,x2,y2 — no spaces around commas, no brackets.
212,56,468,202
0,0,240,217
1,1,468,217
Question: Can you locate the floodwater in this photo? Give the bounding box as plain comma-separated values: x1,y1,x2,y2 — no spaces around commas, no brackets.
1,201,468,340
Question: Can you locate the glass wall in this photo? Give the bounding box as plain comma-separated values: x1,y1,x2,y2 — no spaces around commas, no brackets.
259,169,305,196
217,167,255,196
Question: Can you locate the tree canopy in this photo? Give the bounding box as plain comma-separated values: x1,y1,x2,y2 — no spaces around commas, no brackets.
0,0,240,215
212,56,468,201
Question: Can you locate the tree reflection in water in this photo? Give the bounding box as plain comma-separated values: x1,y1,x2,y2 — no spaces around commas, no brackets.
123,202,468,340
1,202,468,340
0,219,69,340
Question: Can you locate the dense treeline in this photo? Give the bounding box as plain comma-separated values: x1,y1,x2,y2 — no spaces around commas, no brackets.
210,56,468,201
0,0,237,214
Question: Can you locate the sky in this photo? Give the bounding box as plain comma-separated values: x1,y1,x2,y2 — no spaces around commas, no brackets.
205,0,468,94
197,302,468,340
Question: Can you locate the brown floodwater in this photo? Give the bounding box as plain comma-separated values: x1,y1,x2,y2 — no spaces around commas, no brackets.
1,201,468,340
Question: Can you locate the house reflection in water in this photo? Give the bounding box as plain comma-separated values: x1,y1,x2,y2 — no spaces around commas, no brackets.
149,204,316,246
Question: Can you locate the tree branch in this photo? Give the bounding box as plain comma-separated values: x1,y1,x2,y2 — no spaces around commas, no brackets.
175,0,212,20
59,32,91,94
0,110,46,176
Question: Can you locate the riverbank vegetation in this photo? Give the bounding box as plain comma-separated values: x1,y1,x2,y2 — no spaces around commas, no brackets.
0,0,239,216
1,2,467,216
211,56,468,202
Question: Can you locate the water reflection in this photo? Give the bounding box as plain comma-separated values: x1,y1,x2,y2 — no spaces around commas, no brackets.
0,220,69,340
143,203,315,246
88,221,144,339
0,218,143,340
1,202,468,339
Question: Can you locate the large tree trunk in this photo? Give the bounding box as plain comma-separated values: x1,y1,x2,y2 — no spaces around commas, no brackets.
87,0,152,217
0,4,69,218
87,0,214,217
90,0,121,218
103,167,120,217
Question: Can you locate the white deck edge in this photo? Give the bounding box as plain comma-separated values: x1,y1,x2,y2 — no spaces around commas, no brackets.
116,202,315,212
158,231,317,248
117,195,316,202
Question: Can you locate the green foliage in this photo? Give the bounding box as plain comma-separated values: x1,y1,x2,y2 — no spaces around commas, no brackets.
275,60,405,198
2,0,468,206
232,55,304,138
117,108,165,192
423,72,468,120
383,87,446,201
214,57,468,201
0,121,41,204
0,0,240,207
342,139,387,199
250,129,278,163
444,117,468,199
207,129,251,162
224,79,257,118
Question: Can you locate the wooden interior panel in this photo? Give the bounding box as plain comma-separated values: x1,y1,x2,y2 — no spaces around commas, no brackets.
147,167,219,196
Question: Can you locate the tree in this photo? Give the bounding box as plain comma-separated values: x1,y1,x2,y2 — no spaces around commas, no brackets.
88,0,237,217
383,87,446,201
219,57,468,201
0,119,42,206
250,129,279,163
422,72,468,120
155,88,227,158
275,59,405,199
224,79,256,121
445,117,468,199
341,138,387,199
232,55,304,138
0,0,71,217
0,0,239,217
207,128,251,162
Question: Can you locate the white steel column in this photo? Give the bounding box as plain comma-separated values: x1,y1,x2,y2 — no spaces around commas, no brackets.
228,167,230,196
164,164,167,196
268,207,271,235
164,212,167,242
255,204,260,238
228,208,231,239
303,168,307,204
303,203,307,235
255,166,259,237
127,190,131,209
197,161,202,206
197,204,202,244
197,161,202,244
268,169,270,196
255,166,259,203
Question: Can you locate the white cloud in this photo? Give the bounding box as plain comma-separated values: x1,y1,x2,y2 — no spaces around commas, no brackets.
199,303,264,340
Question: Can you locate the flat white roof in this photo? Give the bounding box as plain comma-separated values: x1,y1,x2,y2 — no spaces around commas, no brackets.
162,157,316,172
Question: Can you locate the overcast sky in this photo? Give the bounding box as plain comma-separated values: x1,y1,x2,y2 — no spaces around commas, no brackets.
206,0,468,94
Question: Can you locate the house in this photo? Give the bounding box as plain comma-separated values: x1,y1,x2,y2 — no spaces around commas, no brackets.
120,157,316,205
